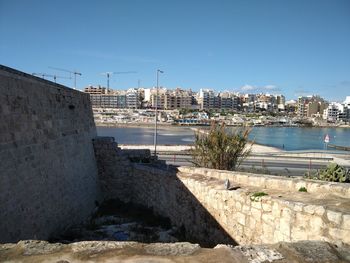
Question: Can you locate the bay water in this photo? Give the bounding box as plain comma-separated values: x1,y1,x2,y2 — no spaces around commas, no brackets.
97,126,350,151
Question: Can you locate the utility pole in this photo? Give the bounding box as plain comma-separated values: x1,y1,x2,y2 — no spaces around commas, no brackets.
154,69,164,158
48,67,81,89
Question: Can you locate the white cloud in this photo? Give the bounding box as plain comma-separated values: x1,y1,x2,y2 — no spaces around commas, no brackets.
240,84,279,92
263,85,277,90
241,84,256,91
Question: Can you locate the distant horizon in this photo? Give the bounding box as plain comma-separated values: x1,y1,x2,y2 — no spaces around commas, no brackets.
1,0,349,101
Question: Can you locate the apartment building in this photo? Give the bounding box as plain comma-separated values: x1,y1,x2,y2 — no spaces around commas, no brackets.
297,96,328,118
126,88,139,109
198,88,217,110
323,97,350,122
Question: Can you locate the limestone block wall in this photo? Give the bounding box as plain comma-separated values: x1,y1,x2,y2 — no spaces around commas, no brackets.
0,65,100,242
93,137,350,246
93,137,132,202
131,164,236,247
178,167,350,246
93,138,234,246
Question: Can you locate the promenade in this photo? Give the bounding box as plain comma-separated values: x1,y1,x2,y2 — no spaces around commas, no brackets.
120,144,350,176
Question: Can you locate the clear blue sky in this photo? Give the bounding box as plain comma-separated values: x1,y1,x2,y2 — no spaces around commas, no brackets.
1,0,349,101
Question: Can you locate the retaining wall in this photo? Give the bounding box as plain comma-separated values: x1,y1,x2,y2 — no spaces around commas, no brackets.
94,137,350,246
177,167,350,245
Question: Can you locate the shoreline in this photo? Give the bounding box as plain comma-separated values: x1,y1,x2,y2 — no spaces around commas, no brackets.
96,122,350,129
119,143,282,154
97,124,283,153
97,125,350,153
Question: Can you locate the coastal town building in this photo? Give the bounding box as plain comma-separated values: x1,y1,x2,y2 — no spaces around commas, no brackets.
297,96,328,118
285,100,297,113
126,88,139,109
84,86,292,116
197,88,216,110
84,85,140,109
149,88,166,109
276,94,286,111
164,88,192,110
323,96,350,122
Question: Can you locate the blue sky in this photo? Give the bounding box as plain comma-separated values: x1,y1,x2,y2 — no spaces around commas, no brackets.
1,0,349,101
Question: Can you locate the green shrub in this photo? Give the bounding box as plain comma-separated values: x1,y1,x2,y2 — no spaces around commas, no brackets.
304,163,349,183
250,192,268,201
191,122,252,171
298,187,307,192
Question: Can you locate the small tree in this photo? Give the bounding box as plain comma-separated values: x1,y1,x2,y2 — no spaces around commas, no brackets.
191,122,252,171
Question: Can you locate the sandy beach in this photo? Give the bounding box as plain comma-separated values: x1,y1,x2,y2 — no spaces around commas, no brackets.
119,143,282,154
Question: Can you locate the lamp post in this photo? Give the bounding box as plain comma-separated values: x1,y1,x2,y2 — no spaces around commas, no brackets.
154,69,164,158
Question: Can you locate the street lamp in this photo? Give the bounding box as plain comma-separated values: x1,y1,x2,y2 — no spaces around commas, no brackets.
154,69,164,158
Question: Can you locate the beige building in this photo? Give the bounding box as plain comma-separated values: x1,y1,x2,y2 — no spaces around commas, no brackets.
297,96,328,118
150,88,192,110
84,85,108,94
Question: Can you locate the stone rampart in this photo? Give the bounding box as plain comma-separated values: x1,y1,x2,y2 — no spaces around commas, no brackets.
0,65,100,242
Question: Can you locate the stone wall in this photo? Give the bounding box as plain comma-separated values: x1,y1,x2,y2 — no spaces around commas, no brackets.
93,137,234,247
131,164,236,247
93,137,132,202
177,167,350,246
94,138,350,246
0,65,100,242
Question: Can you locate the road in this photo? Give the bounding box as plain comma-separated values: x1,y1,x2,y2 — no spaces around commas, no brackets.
157,153,347,176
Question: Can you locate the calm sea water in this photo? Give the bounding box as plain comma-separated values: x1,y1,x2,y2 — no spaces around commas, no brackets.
97,126,350,151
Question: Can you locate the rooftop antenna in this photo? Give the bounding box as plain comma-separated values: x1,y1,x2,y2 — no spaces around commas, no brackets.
100,71,137,91
49,66,82,89
32,73,71,83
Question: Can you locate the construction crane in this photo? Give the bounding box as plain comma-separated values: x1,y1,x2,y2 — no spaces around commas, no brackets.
100,71,137,90
49,66,82,89
32,73,71,83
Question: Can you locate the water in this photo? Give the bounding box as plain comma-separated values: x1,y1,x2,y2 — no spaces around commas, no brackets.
97,126,195,145
97,126,350,151
249,127,350,151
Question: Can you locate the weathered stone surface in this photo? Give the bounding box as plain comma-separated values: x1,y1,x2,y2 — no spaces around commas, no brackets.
274,241,345,263
327,210,342,224
93,137,133,202
1,240,349,263
342,215,350,230
234,245,283,263
144,242,200,256
91,159,350,246
173,167,350,245
0,66,99,243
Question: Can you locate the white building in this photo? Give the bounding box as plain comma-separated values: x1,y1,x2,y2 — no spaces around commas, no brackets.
323,97,350,122
126,88,138,109
143,88,152,102
198,88,216,110
323,103,340,122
